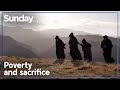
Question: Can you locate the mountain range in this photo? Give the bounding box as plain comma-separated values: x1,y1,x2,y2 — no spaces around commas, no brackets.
1,25,120,62
0,35,37,58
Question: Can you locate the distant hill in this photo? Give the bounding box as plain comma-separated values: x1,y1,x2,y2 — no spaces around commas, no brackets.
0,35,37,58
3,26,46,43
2,26,90,42
40,28,91,37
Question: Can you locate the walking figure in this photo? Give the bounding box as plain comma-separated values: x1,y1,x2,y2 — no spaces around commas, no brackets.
101,35,114,63
69,33,82,60
80,39,92,62
55,36,66,60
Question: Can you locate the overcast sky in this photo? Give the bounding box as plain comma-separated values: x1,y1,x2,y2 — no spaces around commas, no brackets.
0,11,120,37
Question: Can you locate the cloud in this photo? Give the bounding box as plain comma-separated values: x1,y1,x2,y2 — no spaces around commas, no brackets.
0,12,119,37
2,12,43,30
71,19,117,37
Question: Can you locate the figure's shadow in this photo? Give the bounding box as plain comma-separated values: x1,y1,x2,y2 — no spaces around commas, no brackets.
53,59,64,64
71,60,82,67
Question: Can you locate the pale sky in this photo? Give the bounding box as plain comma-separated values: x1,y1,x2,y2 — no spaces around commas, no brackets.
1,11,120,37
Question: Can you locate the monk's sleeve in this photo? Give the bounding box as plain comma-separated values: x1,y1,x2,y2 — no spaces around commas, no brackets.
109,40,113,48
101,41,103,48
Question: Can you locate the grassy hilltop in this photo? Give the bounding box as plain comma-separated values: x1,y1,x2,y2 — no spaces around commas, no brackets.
0,56,120,79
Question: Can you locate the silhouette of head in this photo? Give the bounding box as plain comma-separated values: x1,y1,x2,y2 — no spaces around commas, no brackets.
82,39,86,43
103,35,108,40
55,36,59,39
69,33,74,38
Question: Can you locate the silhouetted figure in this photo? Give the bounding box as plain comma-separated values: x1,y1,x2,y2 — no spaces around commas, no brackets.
55,36,66,60
101,35,114,63
80,39,92,62
69,33,82,60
